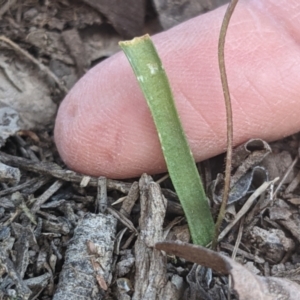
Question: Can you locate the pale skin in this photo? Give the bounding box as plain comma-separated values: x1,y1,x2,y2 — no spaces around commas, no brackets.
54,0,300,179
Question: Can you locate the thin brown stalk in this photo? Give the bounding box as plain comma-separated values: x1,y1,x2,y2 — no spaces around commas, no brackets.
212,0,239,250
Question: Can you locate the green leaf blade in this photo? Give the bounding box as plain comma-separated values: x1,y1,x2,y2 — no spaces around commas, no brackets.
120,35,214,246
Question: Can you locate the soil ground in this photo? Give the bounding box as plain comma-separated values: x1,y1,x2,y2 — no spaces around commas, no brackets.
1,1,300,299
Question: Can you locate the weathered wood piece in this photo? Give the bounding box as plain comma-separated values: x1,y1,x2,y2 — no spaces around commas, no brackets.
53,213,117,300
132,174,182,300
152,0,229,29
81,0,146,38
0,151,131,193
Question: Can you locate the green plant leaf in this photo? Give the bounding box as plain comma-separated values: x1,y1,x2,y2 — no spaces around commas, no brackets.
119,35,214,246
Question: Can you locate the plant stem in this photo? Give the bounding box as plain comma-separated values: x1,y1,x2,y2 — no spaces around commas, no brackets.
212,0,239,250
119,35,214,246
